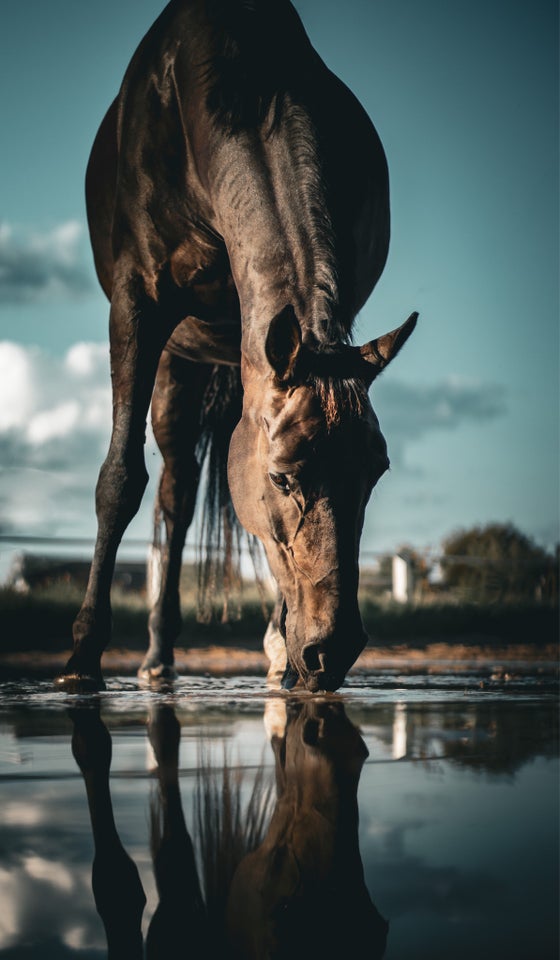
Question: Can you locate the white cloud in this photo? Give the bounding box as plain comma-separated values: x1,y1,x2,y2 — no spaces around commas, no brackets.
0,339,111,455
28,221,83,265
0,342,36,430
0,221,93,304
65,341,107,377
373,375,507,465
0,339,509,558
0,340,147,540
0,340,165,569
27,401,82,445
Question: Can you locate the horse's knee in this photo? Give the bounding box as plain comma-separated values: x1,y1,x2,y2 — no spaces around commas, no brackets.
158,455,199,524
95,453,149,525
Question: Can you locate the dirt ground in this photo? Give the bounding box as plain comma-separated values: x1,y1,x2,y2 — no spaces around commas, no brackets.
1,641,558,679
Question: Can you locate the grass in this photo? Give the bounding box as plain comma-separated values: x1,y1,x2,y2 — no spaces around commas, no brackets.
360,597,558,648
0,582,557,655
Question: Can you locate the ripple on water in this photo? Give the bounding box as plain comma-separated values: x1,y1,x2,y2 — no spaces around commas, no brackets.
0,669,556,716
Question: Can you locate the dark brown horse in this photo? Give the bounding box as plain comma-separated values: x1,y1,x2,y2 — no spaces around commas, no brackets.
57,0,417,692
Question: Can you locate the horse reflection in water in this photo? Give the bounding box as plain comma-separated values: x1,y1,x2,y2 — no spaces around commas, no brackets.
70,702,387,958
227,701,388,958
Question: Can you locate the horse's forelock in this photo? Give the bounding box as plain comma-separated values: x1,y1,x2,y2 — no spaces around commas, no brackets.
310,376,368,429
203,0,308,136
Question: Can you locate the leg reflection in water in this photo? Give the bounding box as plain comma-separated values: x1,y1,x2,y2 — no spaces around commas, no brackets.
145,705,206,957
70,708,146,960
70,700,387,959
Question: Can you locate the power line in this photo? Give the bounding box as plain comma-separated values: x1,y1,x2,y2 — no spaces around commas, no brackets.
0,534,148,547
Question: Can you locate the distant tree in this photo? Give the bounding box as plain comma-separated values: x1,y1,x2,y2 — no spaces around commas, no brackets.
441,523,557,603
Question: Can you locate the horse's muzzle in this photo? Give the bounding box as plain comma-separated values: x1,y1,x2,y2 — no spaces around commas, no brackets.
297,642,345,692
281,649,343,693
287,627,368,693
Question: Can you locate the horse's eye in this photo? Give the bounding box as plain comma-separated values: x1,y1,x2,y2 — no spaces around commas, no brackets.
269,472,290,493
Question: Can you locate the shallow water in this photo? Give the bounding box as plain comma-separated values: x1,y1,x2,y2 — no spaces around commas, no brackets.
0,672,558,959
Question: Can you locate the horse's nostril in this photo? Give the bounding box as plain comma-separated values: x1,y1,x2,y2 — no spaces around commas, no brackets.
302,643,326,673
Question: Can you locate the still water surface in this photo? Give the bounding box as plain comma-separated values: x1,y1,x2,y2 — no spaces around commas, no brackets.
0,673,558,959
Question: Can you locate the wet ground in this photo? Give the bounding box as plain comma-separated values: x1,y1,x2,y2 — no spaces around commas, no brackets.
0,667,558,959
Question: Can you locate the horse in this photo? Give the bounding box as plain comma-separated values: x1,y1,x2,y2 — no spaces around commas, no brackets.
56,0,417,693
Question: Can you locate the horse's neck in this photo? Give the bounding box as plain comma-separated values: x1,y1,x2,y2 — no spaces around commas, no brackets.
209,121,342,363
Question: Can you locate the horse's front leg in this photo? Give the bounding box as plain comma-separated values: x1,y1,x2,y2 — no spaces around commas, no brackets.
57,280,173,689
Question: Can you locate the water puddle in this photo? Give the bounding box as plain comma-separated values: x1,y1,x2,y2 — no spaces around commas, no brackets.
0,674,558,958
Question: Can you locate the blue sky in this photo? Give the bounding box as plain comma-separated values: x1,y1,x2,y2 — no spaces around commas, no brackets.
0,0,558,570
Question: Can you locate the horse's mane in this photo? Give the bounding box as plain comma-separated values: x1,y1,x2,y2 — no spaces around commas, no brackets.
204,0,343,339
204,0,312,134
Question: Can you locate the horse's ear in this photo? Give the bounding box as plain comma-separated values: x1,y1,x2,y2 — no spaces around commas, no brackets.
265,305,303,382
358,312,418,385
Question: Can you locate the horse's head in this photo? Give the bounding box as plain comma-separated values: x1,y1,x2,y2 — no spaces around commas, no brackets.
228,306,417,692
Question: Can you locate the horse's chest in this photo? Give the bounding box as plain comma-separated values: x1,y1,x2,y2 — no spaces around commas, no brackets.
165,313,241,366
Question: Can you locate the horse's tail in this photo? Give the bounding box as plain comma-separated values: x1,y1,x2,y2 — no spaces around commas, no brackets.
195,364,265,623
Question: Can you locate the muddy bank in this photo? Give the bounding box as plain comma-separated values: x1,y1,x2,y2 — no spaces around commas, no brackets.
0,641,557,680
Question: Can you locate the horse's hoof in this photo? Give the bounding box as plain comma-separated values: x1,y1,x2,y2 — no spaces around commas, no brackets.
138,661,178,682
266,669,285,692
54,672,106,693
